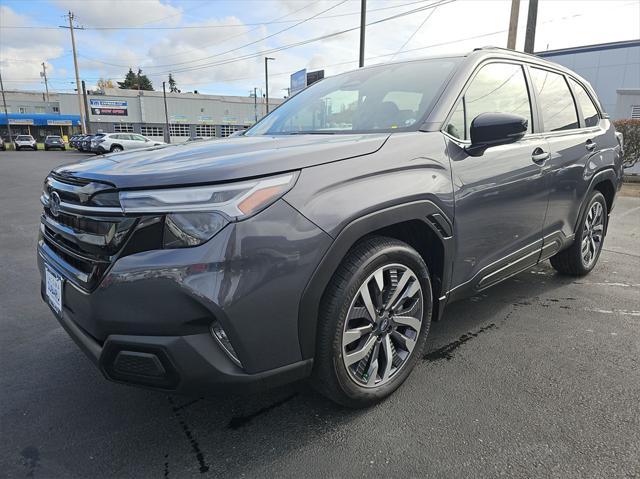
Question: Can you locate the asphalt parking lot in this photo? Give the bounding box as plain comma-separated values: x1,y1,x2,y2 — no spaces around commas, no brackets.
1,150,639,478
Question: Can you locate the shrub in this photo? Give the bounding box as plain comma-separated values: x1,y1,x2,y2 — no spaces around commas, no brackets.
613,119,640,168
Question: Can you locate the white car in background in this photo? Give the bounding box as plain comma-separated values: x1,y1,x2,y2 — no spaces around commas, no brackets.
93,133,165,154
14,135,38,151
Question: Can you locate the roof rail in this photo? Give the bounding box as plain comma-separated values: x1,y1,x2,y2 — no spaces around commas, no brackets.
472,46,541,59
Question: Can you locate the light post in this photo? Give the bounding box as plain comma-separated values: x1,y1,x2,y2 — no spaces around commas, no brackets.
264,57,275,115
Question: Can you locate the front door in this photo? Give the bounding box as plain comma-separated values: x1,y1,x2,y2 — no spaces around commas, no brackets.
443,61,549,294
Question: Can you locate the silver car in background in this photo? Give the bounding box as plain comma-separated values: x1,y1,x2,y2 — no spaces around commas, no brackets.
93,133,165,154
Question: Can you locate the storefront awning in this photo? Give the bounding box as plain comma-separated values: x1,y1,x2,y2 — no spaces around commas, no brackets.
0,113,81,126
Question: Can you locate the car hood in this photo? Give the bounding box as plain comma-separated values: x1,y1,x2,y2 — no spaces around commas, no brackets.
54,134,390,188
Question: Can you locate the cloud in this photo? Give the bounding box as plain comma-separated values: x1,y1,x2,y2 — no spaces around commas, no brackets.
52,0,182,28
0,6,67,90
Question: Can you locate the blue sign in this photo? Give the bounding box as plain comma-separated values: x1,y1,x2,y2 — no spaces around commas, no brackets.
290,69,307,96
89,99,128,116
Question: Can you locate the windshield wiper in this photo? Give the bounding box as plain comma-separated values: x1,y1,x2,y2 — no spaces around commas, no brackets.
282,131,337,135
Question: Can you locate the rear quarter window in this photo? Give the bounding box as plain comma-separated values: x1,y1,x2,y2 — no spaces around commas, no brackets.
569,78,600,128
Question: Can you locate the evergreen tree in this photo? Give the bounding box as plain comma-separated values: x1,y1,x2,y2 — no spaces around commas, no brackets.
168,73,180,93
117,68,153,91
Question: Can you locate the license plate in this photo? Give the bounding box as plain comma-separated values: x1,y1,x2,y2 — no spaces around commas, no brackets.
45,265,63,314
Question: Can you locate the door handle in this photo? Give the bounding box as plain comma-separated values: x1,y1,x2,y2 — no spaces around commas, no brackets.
531,148,550,164
586,139,597,151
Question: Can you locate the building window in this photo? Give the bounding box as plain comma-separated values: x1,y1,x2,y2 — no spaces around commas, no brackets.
52,106,60,113
220,124,245,137
141,126,163,137
169,124,190,136
114,123,134,133
195,124,214,137
19,107,27,114
35,106,46,114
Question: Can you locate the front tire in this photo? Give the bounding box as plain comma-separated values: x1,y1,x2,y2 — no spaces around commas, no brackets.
550,191,607,276
312,237,432,408
110,145,123,152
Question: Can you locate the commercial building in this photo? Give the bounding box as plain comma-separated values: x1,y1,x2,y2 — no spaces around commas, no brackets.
538,39,640,120
1,88,282,141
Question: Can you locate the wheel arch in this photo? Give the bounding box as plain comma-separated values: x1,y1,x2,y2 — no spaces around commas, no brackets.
110,144,124,152
574,167,618,235
297,200,454,360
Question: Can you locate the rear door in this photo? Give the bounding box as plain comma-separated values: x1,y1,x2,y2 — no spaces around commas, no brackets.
528,67,613,258
444,61,550,294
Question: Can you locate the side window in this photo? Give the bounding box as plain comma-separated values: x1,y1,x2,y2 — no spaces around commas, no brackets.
464,63,533,138
569,78,600,127
132,134,146,141
530,68,579,132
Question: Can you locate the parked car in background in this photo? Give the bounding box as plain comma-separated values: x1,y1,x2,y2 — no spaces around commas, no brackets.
93,133,165,154
79,135,94,152
89,133,106,153
44,135,66,151
14,135,37,151
69,135,82,149
37,48,623,407
0,137,6,151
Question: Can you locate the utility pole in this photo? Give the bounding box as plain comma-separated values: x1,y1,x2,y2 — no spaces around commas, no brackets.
40,62,50,102
524,0,538,53
264,57,275,115
507,0,520,50
81,80,91,134
359,0,366,67
65,11,86,134
162,81,171,143
0,69,13,147
253,87,258,123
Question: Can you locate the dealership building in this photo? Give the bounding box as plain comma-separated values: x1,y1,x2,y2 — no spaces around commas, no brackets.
1,88,281,142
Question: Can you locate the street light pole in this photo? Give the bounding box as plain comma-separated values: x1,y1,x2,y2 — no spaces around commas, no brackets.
264,57,275,115
359,0,366,67
253,87,258,123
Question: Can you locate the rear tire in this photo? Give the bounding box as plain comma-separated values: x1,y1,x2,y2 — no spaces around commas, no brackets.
550,191,607,276
110,145,123,153
312,236,432,408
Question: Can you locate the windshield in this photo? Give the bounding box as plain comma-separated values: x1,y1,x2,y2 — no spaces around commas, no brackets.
16,136,33,140
246,57,460,136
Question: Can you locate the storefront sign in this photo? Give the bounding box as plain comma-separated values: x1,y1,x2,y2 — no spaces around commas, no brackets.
290,69,307,96
90,99,128,116
198,115,214,124
47,119,73,126
8,118,34,125
170,115,189,123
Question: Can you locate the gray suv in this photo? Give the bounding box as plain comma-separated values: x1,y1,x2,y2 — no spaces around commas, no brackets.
38,48,622,407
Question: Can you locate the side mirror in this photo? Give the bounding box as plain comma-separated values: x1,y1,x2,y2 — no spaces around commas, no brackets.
466,112,528,156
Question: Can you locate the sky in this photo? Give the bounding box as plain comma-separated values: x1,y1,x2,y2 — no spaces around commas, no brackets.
1,0,639,99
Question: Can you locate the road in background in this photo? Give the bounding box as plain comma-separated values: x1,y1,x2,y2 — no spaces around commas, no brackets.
1,151,639,478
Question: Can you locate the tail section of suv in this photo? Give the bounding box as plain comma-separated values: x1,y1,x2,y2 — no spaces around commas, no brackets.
37,48,622,407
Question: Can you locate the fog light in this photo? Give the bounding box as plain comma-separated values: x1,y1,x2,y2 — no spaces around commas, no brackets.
210,320,242,367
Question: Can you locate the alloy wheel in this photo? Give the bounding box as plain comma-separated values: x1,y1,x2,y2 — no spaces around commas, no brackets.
581,201,604,268
341,263,423,388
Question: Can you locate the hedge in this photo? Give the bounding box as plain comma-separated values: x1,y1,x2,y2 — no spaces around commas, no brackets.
613,119,640,168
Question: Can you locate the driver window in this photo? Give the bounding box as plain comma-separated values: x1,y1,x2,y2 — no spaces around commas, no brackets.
457,63,533,139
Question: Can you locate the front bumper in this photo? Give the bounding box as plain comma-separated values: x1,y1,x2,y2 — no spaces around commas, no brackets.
38,199,332,395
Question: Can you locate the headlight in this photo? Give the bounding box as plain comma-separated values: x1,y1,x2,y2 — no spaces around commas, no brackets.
119,172,298,248
119,172,297,217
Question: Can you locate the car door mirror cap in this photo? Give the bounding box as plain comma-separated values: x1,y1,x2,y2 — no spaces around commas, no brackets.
465,112,528,157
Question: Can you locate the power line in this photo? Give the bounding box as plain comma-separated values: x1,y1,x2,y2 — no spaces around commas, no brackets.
146,0,456,76
389,3,440,61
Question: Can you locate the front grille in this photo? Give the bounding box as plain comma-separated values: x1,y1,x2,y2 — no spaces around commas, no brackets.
40,175,137,290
